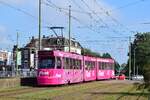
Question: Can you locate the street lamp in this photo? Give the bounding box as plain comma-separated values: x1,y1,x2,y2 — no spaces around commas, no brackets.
133,47,137,76
133,48,136,76
38,0,41,50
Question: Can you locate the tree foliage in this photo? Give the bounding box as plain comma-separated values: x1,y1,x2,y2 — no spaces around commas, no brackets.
81,48,101,57
114,61,120,75
131,32,150,84
102,53,112,58
81,48,112,59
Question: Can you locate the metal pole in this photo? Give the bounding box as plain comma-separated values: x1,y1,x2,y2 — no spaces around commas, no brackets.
129,36,132,80
61,28,63,37
38,0,42,50
16,32,19,75
69,5,71,52
137,66,138,76
134,48,135,76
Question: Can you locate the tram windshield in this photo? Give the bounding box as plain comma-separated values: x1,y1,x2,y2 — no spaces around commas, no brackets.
39,57,55,69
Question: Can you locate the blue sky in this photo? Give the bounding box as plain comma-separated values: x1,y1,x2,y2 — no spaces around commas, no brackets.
0,0,150,64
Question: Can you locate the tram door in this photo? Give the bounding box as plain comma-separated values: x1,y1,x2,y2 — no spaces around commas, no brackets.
63,57,73,84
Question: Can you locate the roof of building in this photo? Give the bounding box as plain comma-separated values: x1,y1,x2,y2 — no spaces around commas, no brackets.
25,36,82,49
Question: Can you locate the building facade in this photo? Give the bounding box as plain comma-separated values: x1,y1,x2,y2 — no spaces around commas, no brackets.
0,50,12,71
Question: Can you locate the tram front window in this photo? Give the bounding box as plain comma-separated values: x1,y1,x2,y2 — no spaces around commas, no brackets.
39,57,55,69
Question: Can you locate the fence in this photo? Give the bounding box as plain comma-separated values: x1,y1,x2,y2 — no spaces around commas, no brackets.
0,70,37,78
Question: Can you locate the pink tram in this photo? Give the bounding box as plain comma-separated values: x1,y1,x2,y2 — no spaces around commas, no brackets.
37,50,115,85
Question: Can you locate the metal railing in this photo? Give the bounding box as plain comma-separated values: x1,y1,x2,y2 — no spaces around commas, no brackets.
0,70,37,78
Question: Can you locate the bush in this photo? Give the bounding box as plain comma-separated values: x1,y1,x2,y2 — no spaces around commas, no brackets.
143,63,150,89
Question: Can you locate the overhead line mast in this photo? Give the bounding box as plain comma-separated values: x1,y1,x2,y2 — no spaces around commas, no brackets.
129,36,132,80
69,5,71,52
39,0,42,50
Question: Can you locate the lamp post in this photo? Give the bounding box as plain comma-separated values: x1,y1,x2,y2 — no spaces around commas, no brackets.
133,47,136,76
129,36,131,80
68,5,71,52
38,0,42,50
15,32,19,76
133,46,138,77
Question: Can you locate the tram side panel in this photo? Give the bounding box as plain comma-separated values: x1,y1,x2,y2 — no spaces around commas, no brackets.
83,56,97,82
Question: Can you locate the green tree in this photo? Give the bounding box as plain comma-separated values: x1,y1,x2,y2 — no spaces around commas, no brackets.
102,53,112,58
114,61,121,75
130,32,150,84
81,48,113,58
81,48,101,57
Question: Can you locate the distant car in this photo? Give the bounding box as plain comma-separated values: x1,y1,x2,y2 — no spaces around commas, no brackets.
131,75,144,81
115,74,126,80
118,74,126,80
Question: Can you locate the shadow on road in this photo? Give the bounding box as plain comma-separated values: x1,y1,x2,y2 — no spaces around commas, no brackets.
86,83,150,100
87,91,149,100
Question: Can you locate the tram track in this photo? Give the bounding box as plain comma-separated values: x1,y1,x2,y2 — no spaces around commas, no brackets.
0,80,146,100
0,80,140,99
52,82,126,100
0,81,110,98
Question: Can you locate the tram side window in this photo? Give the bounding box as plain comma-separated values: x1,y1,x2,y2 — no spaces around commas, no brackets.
105,63,109,70
107,63,112,70
85,61,95,70
87,61,90,70
90,62,93,70
85,61,88,70
101,62,104,70
102,62,105,70
85,61,89,70
92,62,96,70
106,63,110,70
72,59,75,69
99,62,102,70
73,59,75,69
109,63,112,70
74,60,78,69
112,63,114,70
104,63,107,70
78,60,81,69
56,57,61,69
74,60,77,69
107,63,110,70
88,61,91,70
73,59,76,69
63,57,66,69
109,63,113,70
66,58,70,69
85,61,94,70
70,59,73,69
76,60,81,69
